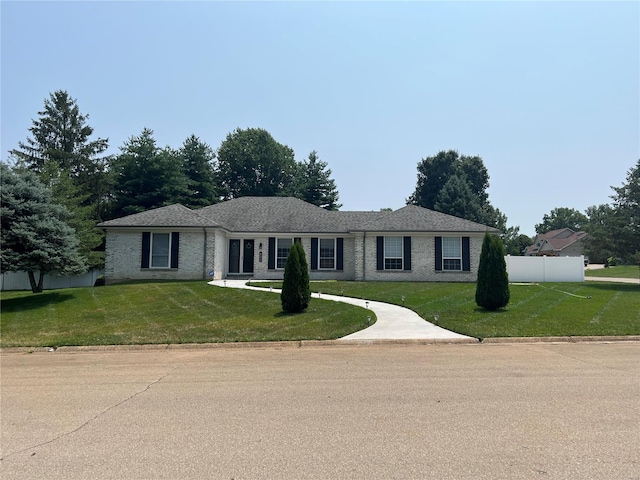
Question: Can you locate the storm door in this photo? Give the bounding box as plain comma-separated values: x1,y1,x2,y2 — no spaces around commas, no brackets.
242,240,254,273
229,239,254,274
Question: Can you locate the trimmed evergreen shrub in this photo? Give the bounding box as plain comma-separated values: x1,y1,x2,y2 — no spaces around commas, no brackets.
475,232,510,311
281,242,311,313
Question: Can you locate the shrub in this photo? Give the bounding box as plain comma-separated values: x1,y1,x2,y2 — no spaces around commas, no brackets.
475,232,510,311
281,242,311,313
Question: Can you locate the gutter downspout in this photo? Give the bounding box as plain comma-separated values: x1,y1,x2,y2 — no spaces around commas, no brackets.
202,228,208,280
362,232,366,281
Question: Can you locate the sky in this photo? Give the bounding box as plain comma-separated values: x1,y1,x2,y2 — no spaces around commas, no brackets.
2,1,638,236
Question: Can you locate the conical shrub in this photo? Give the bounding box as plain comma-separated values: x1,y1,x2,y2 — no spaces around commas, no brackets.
281,242,311,313
475,232,510,310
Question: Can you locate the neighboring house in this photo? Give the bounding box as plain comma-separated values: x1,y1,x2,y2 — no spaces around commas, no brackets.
525,228,588,257
98,197,500,284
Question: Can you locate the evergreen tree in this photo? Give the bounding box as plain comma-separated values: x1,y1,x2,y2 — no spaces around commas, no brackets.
434,174,485,223
475,232,510,311
9,90,110,267
1,164,86,293
280,242,311,313
110,128,188,218
180,134,218,208
294,151,341,210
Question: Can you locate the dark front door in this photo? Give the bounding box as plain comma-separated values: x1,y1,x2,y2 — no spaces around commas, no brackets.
243,240,254,273
229,239,241,274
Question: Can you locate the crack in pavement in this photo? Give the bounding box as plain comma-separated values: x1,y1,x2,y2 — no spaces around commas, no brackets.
0,364,181,462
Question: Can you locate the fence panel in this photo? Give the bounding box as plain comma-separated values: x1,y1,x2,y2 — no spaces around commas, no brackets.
1,270,104,291
505,256,584,283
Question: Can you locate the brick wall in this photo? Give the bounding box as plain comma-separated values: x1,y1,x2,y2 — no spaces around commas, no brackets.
105,229,205,284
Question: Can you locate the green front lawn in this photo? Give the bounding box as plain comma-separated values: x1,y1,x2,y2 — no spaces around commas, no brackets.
252,281,640,339
0,281,373,348
585,265,640,279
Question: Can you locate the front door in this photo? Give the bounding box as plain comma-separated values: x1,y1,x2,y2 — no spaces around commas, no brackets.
228,239,254,274
242,240,254,273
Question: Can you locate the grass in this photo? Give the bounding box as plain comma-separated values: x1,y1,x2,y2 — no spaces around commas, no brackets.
585,265,640,279
251,280,640,339
0,281,374,348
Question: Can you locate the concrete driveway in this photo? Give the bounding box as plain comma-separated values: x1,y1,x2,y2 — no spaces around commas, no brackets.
1,342,638,479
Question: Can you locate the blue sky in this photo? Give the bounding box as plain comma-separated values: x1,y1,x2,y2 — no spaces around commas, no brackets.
2,1,638,236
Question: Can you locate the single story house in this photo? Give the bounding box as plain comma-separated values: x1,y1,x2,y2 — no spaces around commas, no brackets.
98,196,500,284
525,228,588,257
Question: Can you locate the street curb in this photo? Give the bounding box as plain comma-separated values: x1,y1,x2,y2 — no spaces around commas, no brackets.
2,336,639,354
481,335,640,344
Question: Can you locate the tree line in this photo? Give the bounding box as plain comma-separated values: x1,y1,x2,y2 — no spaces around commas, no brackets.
2,90,638,292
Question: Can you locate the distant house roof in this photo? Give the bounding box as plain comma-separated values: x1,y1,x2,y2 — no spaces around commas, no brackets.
99,197,501,234
525,228,588,255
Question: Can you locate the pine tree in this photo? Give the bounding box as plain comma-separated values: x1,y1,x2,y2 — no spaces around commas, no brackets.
9,90,110,267
475,232,510,310
294,151,341,210
1,164,86,293
281,242,311,313
110,128,188,218
180,134,218,208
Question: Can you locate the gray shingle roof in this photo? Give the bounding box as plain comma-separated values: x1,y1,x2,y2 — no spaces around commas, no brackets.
198,197,345,233
97,204,214,228
99,197,500,233
355,205,501,233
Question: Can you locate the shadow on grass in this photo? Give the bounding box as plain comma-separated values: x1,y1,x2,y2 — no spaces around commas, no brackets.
0,292,75,312
583,283,640,293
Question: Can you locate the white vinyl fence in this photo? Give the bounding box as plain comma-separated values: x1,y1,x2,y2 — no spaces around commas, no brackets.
505,256,585,283
0,269,104,291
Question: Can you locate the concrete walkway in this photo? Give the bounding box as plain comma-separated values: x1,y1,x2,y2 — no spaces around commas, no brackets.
208,280,473,341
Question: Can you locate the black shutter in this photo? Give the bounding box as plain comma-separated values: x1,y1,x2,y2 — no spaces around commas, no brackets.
171,232,180,268
141,232,151,268
462,236,471,271
311,238,318,270
376,236,384,270
336,238,344,271
435,236,442,271
268,237,276,269
403,236,412,271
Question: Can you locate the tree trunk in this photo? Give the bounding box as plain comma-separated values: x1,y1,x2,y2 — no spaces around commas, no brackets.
27,271,45,293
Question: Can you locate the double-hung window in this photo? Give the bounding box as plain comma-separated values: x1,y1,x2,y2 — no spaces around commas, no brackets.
151,233,171,268
276,238,293,269
142,232,179,269
384,236,403,270
319,238,335,269
442,237,462,271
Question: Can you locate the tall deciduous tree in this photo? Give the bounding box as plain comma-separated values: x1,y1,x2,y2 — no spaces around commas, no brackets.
475,232,510,311
434,174,485,223
216,128,296,199
110,128,188,218
294,151,341,210
179,135,218,208
0,164,86,293
535,207,588,234
609,159,640,263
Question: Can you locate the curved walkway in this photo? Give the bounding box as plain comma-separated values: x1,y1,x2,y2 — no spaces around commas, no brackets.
208,280,473,341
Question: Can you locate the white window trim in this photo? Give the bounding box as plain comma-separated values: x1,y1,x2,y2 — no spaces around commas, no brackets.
276,238,294,270
150,232,171,269
442,236,462,271
318,238,336,270
384,236,403,270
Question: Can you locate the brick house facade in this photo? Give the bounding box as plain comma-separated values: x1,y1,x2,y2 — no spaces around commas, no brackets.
98,197,499,284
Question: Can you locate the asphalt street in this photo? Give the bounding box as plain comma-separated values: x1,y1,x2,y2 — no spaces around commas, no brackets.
1,342,638,479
